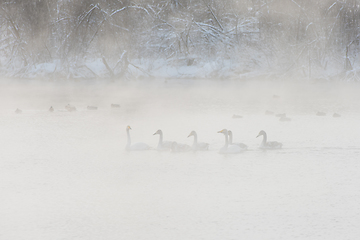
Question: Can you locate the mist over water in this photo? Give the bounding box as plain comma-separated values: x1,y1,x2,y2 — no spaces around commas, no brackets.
1,79,360,239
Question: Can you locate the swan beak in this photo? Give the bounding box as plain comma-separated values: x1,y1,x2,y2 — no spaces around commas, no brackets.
187,133,192,137
256,134,260,138
217,130,223,133
153,132,157,135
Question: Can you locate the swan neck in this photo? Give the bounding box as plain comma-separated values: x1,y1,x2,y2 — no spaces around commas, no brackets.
262,133,267,145
158,132,163,146
224,132,229,149
193,133,198,145
229,133,233,144
126,129,131,147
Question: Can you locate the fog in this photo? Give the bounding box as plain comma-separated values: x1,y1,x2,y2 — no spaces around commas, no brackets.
1,79,360,239
1,0,360,239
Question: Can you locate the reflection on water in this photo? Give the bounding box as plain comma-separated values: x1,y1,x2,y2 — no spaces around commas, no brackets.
0,80,360,239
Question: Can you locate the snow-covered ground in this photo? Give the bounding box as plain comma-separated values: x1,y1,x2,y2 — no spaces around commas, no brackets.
0,79,360,239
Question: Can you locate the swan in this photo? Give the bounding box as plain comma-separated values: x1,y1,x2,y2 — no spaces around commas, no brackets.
227,130,248,150
171,142,192,152
153,129,174,151
316,111,326,116
125,126,151,151
49,106,54,112
15,108,22,114
218,129,244,154
256,130,282,149
187,131,209,151
65,104,76,112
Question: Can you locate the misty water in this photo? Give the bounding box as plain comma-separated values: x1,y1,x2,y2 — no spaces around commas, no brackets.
1,80,360,239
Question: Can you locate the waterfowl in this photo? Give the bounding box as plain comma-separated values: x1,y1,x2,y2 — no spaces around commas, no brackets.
232,114,243,119
279,115,291,122
218,129,243,154
49,106,54,112
125,126,151,151
65,104,76,112
256,130,282,149
316,111,326,116
227,130,248,150
188,131,209,151
15,108,22,114
265,110,274,115
87,106,98,110
111,104,120,108
153,129,174,151
333,113,341,118
275,113,286,118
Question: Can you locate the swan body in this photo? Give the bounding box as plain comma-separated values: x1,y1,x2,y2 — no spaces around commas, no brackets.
65,104,76,112
15,108,22,114
153,129,174,151
125,126,151,151
218,129,243,154
227,130,248,150
188,131,209,151
171,142,192,152
256,130,282,149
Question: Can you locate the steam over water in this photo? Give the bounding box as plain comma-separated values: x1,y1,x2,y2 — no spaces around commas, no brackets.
1,80,360,239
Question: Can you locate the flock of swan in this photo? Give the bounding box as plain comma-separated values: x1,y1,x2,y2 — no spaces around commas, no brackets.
126,126,282,154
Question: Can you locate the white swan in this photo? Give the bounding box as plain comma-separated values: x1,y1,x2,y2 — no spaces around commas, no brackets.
256,130,282,149
171,142,192,152
227,130,248,150
218,129,243,154
153,129,174,151
188,131,209,151
125,126,151,151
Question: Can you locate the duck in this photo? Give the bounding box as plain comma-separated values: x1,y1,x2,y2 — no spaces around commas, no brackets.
275,113,286,118
125,126,151,151
171,142,192,152
316,111,326,116
256,130,282,149
153,129,174,151
87,106,97,110
232,114,243,119
187,131,209,151
111,104,120,108
227,130,248,150
218,129,244,154
65,104,76,112
265,110,274,115
279,115,291,121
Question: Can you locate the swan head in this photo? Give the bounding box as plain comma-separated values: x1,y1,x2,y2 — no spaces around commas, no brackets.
218,129,228,135
256,130,266,138
153,129,162,135
227,130,233,136
126,125,132,131
188,130,196,138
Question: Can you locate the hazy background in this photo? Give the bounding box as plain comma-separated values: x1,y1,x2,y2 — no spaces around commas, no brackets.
0,0,360,80
1,1,360,239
